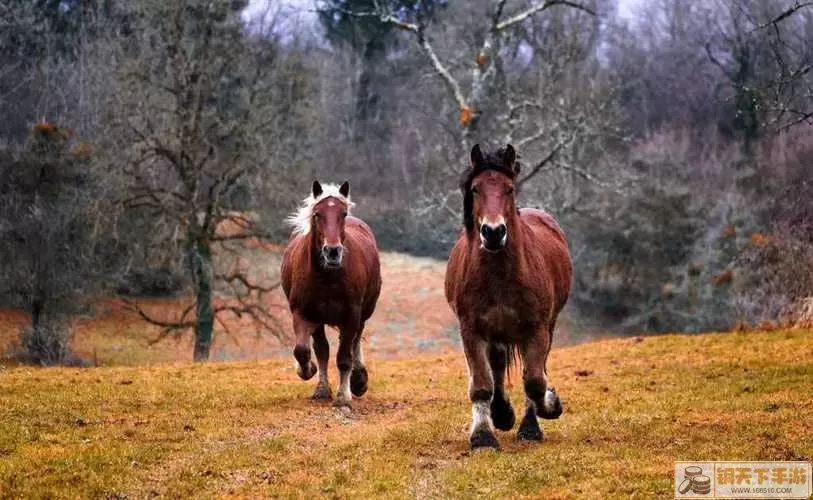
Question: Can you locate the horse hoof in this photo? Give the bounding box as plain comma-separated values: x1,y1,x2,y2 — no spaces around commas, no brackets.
332,397,352,409
297,361,317,381
491,395,516,431
350,367,368,397
311,385,333,401
537,387,563,420
516,425,543,441
470,430,500,451
517,407,543,441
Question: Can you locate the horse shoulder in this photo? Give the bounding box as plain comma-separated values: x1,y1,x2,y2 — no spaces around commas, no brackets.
344,217,383,301
519,208,573,310
345,217,380,267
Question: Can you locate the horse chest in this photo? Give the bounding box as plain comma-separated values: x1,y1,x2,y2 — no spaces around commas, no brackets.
472,283,540,339
301,283,354,326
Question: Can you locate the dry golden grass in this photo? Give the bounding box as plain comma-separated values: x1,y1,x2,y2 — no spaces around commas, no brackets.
1,328,812,499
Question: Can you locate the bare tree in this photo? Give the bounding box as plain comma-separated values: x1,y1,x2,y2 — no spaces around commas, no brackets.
331,1,609,164
319,0,626,235
107,0,305,361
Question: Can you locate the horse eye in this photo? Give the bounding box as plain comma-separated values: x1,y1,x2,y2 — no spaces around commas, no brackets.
471,186,479,195
505,186,514,195
342,212,348,218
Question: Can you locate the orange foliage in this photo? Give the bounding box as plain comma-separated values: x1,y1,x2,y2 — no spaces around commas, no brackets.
711,269,734,286
459,106,472,127
72,141,93,159
749,232,769,246
32,121,73,141
32,121,57,134
758,319,776,331
477,53,487,66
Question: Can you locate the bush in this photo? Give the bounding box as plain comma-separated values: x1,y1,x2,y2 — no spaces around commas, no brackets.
734,222,813,325
17,319,71,366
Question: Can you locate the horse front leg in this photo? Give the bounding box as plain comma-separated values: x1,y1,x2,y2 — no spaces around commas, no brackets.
333,325,357,408
517,331,562,441
292,312,317,381
350,323,368,397
462,322,498,450
311,325,332,400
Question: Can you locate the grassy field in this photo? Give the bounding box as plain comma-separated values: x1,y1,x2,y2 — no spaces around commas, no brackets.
1,328,811,499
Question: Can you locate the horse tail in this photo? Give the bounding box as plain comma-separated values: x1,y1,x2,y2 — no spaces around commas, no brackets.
504,343,522,386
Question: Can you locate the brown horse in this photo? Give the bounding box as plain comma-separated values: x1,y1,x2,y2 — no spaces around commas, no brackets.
280,181,382,408
445,144,572,450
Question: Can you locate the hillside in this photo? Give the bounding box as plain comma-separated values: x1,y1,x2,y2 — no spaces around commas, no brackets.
0,250,580,367
1,328,811,498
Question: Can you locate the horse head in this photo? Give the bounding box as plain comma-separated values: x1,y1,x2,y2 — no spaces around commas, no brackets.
310,180,352,268
461,144,521,252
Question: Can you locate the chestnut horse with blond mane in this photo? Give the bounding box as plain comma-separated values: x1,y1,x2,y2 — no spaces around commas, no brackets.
445,144,572,450
281,181,381,408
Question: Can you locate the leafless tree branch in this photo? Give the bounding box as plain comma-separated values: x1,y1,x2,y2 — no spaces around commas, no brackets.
748,1,813,32
496,0,596,31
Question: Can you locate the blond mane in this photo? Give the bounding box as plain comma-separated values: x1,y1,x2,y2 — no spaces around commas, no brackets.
287,183,354,235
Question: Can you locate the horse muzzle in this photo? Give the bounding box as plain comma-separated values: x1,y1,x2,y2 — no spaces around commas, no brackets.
480,223,507,252
321,244,344,268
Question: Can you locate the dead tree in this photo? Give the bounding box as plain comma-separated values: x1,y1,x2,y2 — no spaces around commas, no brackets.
109,0,297,361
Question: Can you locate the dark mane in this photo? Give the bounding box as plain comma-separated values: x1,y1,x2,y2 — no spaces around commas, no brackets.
460,145,520,233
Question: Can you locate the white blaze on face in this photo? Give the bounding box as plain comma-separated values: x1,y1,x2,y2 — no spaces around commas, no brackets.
322,200,343,248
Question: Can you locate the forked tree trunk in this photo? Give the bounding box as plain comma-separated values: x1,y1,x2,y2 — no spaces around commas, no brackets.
191,238,214,362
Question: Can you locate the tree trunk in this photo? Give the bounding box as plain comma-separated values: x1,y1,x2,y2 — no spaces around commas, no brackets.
191,238,214,362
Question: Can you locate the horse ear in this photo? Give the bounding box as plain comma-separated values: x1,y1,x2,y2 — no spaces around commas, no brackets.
339,180,350,198
504,144,516,169
312,180,323,198
470,144,484,168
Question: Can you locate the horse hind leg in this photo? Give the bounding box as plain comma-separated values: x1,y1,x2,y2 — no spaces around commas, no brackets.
350,327,368,397
332,327,356,408
311,325,332,400
488,343,515,431
538,323,563,420
517,396,543,441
